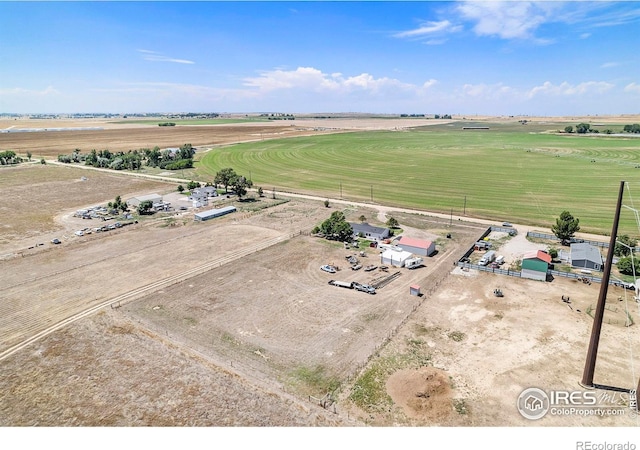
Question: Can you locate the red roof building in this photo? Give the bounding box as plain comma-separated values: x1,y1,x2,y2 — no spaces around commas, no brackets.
397,236,436,256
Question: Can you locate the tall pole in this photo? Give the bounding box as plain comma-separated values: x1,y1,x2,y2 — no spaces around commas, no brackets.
450,208,453,227
370,185,373,202
340,182,342,199
581,180,626,388
464,196,467,215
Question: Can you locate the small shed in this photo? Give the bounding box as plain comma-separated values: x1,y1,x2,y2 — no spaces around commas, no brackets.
521,250,552,281
410,285,421,296
571,243,604,271
397,236,436,256
194,205,236,222
380,249,413,267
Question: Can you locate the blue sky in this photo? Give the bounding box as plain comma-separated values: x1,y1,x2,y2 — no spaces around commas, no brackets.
1,1,639,115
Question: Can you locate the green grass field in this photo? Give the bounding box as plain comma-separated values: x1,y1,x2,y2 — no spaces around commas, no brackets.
197,121,640,235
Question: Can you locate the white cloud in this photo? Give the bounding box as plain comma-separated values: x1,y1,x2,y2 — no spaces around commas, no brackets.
624,83,640,94
393,20,462,39
456,1,561,40
527,81,614,98
137,49,194,65
0,86,59,96
580,33,591,39
243,67,426,96
600,62,620,69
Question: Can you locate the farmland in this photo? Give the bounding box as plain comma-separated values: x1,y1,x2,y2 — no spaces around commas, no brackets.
198,121,640,235
1,115,640,427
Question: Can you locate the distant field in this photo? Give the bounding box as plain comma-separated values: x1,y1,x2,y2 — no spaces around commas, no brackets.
198,122,640,234
109,118,270,125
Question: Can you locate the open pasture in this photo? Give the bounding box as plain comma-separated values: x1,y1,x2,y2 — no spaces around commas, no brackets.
198,123,640,235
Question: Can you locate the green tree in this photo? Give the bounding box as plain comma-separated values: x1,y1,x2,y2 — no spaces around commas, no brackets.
108,195,128,212
178,143,195,160
615,235,637,257
258,186,264,197
576,123,591,134
617,256,640,276
214,168,237,193
187,180,200,191
551,211,580,243
319,211,353,242
564,126,573,133
137,200,154,215
177,185,184,193
548,247,558,260
230,175,253,199
324,199,330,208
359,215,367,223
40,158,46,165
26,151,32,161
386,216,399,228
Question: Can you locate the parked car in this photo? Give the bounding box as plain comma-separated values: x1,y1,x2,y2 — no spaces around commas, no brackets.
321,265,336,273
353,282,376,295
51,238,61,244
502,222,512,227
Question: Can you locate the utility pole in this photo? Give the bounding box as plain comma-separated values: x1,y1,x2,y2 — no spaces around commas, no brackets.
340,182,342,199
464,196,467,215
581,180,626,388
450,208,453,227
370,185,373,202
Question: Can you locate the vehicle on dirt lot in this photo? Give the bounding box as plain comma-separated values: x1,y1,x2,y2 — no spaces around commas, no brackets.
364,265,377,272
351,264,362,271
51,238,61,244
328,280,353,289
321,265,336,273
353,282,376,294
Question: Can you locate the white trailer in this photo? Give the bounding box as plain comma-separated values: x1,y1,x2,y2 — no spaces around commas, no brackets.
404,257,423,269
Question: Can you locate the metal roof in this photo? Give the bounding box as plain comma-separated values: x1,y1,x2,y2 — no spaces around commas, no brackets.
398,236,433,249
194,205,236,219
570,243,603,264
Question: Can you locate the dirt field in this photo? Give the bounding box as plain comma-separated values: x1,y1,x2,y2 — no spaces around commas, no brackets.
2,117,640,428
0,116,450,158
0,163,172,254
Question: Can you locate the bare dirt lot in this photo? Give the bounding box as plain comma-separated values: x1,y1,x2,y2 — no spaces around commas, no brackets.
0,164,171,254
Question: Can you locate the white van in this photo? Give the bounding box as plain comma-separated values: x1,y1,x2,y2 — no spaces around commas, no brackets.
495,255,505,265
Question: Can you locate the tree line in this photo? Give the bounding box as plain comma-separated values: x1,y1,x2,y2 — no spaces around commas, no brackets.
57,143,195,171
564,123,640,134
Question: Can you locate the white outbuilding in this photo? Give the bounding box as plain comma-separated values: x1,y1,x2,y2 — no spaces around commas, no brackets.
380,248,414,267
128,193,162,207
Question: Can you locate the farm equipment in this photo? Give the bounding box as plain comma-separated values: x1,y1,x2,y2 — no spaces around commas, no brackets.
578,277,592,285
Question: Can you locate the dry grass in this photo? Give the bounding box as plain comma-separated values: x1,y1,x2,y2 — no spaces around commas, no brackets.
0,164,169,246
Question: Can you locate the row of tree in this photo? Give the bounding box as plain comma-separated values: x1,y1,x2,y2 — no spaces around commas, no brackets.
564,123,640,134
57,144,195,171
